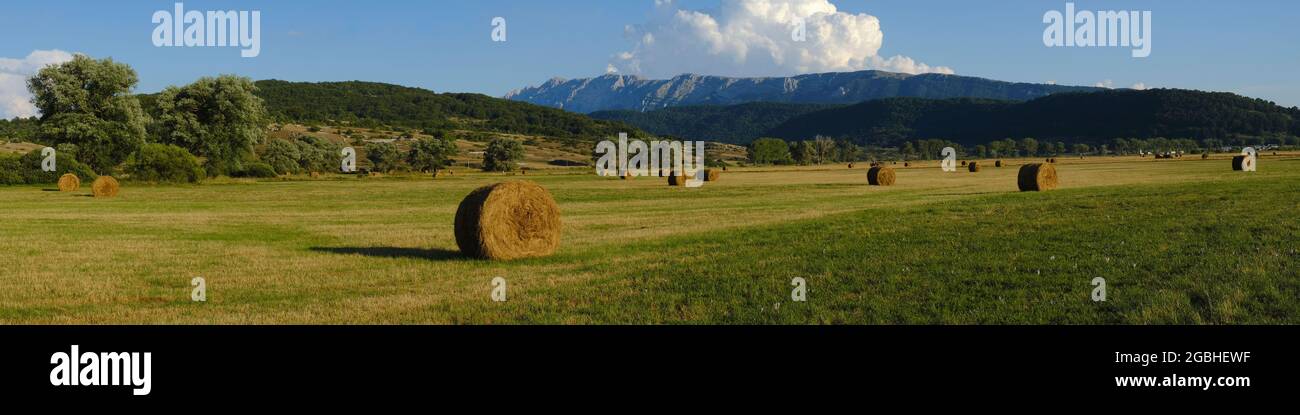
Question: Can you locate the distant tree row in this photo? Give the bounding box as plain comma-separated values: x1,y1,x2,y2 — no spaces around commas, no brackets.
760,91,1300,147
747,136,866,165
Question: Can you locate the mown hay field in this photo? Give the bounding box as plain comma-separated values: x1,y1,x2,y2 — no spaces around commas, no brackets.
1,154,1297,324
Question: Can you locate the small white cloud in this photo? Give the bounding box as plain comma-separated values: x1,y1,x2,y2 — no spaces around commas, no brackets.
612,0,952,78
605,64,619,74
1045,80,1057,85
0,49,75,119
1131,82,1147,90
1094,79,1114,89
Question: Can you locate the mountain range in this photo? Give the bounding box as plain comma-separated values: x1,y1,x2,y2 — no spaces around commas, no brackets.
505,70,1101,113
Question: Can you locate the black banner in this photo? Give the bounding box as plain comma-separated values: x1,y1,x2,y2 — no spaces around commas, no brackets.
0,326,1291,404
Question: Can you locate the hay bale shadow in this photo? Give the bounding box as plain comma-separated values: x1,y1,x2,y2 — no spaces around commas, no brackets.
309,246,464,261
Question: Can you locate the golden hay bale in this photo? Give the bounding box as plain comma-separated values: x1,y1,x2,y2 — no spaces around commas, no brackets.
453,181,561,260
867,166,896,186
703,169,721,182
847,163,854,169
1201,153,1209,160
1232,155,1254,171
968,161,981,172
1017,163,1057,192
995,160,1003,167
668,170,695,186
91,176,120,198
960,160,968,166
57,173,80,192
903,162,910,167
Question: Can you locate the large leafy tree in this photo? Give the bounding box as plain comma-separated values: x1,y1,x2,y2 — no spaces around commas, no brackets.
28,55,149,173
153,75,268,176
748,137,792,165
482,138,524,172
366,141,402,173
407,135,458,175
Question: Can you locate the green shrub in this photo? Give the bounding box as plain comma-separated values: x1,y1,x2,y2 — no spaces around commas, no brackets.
294,135,341,173
0,150,98,185
0,154,23,184
366,142,403,173
18,149,98,184
125,144,204,183
237,162,278,178
260,139,302,174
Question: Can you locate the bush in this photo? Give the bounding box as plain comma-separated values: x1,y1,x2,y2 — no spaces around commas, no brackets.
0,154,23,184
0,150,98,185
236,162,278,178
1,149,99,185
366,142,403,173
125,143,204,183
295,135,341,173
260,139,302,174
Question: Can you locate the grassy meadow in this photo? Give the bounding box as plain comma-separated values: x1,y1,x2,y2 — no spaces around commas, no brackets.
1,154,1297,324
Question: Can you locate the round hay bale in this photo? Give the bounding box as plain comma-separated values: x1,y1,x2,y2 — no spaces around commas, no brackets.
703,169,721,182
968,161,981,172
1201,153,1209,160
1017,163,1057,192
453,181,561,260
903,162,910,167
91,176,120,198
995,160,1003,167
310,171,321,178
668,170,694,186
57,173,81,192
867,166,896,186
961,160,968,167
847,163,854,169
1232,155,1254,171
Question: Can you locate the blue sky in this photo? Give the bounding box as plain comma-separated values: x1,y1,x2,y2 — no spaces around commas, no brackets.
2,0,1297,118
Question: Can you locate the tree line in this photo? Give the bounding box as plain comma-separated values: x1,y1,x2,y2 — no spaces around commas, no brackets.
748,135,1280,166
3,54,536,184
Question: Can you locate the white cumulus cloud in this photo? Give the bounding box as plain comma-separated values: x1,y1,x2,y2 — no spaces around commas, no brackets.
0,49,74,119
611,0,953,78
1131,82,1147,90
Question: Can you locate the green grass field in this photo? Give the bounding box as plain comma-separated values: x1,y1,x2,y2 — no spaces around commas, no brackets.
2,155,1297,324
